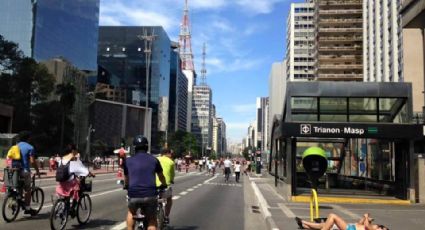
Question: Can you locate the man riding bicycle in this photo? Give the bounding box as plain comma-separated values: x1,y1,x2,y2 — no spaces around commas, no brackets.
124,135,167,230
11,131,40,215
156,148,175,225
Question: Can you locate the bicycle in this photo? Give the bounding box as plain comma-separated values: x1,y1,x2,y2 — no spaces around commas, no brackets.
132,188,167,230
1,168,45,222
49,176,93,230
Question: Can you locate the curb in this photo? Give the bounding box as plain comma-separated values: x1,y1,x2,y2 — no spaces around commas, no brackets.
249,178,280,230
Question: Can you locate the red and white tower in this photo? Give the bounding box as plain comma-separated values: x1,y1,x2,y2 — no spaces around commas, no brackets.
179,0,195,71
179,0,196,132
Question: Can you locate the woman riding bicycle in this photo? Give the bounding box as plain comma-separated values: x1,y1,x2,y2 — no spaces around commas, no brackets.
55,144,94,202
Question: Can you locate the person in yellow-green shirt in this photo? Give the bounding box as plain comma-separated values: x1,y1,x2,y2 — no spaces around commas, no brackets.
156,149,175,224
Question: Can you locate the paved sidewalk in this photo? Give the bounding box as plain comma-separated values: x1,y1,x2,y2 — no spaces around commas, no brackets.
249,171,425,230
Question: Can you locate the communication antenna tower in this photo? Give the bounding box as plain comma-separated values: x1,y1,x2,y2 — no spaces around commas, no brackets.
179,0,194,71
201,43,207,85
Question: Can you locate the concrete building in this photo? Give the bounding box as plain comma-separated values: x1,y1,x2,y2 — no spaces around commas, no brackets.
212,117,227,156
42,58,90,149
255,97,269,152
315,0,363,81
191,85,212,153
89,99,151,150
268,61,287,151
401,0,425,121
286,1,315,81
364,0,403,82
94,83,127,103
0,0,99,71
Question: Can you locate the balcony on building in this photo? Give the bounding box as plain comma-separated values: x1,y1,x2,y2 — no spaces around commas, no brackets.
317,73,363,81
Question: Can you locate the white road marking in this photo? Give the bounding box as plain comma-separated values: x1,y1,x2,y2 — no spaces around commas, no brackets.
204,175,218,184
110,221,127,230
187,188,194,192
278,203,296,218
330,204,362,219
172,195,180,200
179,191,188,195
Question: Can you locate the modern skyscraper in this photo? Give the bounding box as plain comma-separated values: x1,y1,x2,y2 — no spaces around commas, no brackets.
0,0,100,71
191,85,212,154
364,0,403,82
98,26,172,153
286,1,315,81
212,116,227,157
315,0,363,81
255,97,269,151
169,43,188,132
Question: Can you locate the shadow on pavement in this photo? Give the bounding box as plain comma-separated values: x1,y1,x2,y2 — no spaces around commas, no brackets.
69,219,119,229
169,226,199,230
14,212,50,222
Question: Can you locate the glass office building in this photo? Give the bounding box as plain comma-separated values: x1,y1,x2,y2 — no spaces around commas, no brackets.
98,26,172,153
0,0,99,71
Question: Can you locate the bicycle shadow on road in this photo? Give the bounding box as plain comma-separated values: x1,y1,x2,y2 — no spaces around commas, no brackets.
168,226,199,230
12,212,50,222
68,219,119,229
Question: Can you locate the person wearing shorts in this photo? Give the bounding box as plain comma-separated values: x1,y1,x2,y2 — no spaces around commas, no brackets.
124,135,167,230
295,213,389,230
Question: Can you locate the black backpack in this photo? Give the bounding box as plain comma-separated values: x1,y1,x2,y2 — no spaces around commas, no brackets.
56,160,71,182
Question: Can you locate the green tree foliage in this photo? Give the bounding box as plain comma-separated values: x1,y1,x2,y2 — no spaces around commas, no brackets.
167,130,199,158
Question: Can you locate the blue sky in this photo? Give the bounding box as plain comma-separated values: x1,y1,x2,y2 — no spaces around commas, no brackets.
99,0,304,143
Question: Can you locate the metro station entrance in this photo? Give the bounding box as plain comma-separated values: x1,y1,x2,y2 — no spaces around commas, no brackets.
270,82,424,200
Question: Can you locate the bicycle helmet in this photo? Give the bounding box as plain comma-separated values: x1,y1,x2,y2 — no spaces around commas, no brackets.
133,135,148,150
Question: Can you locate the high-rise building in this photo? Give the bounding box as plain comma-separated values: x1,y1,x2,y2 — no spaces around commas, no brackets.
0,0,99,71
401,0,425,121
315,0,363,81
98,26,172,153
364,0,403,82
212,116,227,157
169,44,188,132
268,61,287,150
191,85,212,153
286,2,315,81
255,97,269,151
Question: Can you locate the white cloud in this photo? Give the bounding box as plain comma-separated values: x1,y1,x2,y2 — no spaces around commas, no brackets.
99,0,178,30
191,0,227,9
235,0,285,14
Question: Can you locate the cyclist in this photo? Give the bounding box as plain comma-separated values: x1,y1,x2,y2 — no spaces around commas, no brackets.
156,148,175,224
55,144,94,203
11,131,40,215
124,135,167,230
223,157,232,182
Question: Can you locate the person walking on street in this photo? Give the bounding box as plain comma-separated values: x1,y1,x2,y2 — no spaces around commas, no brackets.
124,135,167,230
234,161,241,183
156,149,175,224
223,157,232,183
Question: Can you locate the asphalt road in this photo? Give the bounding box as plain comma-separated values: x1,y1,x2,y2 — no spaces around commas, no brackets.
0,169,264,230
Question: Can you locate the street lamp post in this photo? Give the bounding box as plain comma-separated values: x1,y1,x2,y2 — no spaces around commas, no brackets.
85,124,95,162
138,28,156,151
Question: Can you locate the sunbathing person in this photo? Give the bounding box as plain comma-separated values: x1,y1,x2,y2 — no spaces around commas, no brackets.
295,213,389,230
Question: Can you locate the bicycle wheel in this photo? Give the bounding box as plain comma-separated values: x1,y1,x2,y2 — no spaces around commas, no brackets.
2,194,20,222
50,199,68,230
30,187,44,214
157,204,165,230
76,194,92,224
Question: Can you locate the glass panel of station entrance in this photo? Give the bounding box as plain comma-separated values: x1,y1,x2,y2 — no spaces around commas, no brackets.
295,139,396,196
